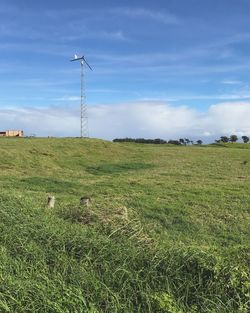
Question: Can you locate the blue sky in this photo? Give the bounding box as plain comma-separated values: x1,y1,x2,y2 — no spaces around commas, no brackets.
1,0,250,139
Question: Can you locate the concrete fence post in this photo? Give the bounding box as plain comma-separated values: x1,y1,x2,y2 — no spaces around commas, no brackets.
47,196,55,208
80,196,91,207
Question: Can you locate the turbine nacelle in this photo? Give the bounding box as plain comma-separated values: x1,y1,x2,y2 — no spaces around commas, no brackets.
70,54,93,71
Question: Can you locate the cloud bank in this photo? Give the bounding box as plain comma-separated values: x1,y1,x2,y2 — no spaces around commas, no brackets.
0,101,249,141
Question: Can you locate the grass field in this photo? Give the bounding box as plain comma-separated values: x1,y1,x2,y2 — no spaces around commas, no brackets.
0,138,249,312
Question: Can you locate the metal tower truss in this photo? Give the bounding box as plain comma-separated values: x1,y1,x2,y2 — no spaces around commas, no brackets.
70,55,93,138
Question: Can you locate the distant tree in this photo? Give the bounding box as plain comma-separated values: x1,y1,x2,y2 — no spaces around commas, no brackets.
154,138,167,144
196,140,203,145
190,140,194,145
215,139,221,143
179,138,185,145
168,140,181,145
113,138,167,144
185,138,191,145
113,138,134,142
242,136,249,143
220,136,229,143
230,135,238,143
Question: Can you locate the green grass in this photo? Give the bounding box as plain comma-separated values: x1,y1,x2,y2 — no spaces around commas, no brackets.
0,138,249,312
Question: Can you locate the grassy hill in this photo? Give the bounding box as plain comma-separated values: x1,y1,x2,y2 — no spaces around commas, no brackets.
0,138,249,312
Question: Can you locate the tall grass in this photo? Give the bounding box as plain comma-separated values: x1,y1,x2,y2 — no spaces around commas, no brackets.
0,193,249,312
0,138,249,312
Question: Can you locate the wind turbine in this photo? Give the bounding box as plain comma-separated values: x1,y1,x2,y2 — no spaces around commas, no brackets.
70,54,93,138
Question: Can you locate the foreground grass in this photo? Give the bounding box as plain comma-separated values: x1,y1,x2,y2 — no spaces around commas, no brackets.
0,138,249,312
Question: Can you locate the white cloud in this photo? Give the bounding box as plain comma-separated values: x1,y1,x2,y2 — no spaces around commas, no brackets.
112,8,179,25
221,79,242,85
0,101,250,140
56,96,80,101
0,106,79,137
100,30,127,41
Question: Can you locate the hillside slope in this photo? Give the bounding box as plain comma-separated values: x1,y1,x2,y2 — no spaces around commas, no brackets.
0,138,249,312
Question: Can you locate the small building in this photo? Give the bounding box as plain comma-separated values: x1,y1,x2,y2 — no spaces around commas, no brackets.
0,130,24,137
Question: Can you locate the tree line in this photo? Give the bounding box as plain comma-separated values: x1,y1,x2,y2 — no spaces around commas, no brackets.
113,138,200,145
113,135,250,145
215,135,249,143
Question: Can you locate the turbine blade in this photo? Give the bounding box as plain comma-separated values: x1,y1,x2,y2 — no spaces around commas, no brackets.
70,56,84,62
83,58,93,71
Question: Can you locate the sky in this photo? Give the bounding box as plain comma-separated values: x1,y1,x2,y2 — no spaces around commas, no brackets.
0,0,250,140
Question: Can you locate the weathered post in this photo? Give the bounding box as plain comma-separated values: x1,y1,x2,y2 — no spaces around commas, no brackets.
47,196,55,208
